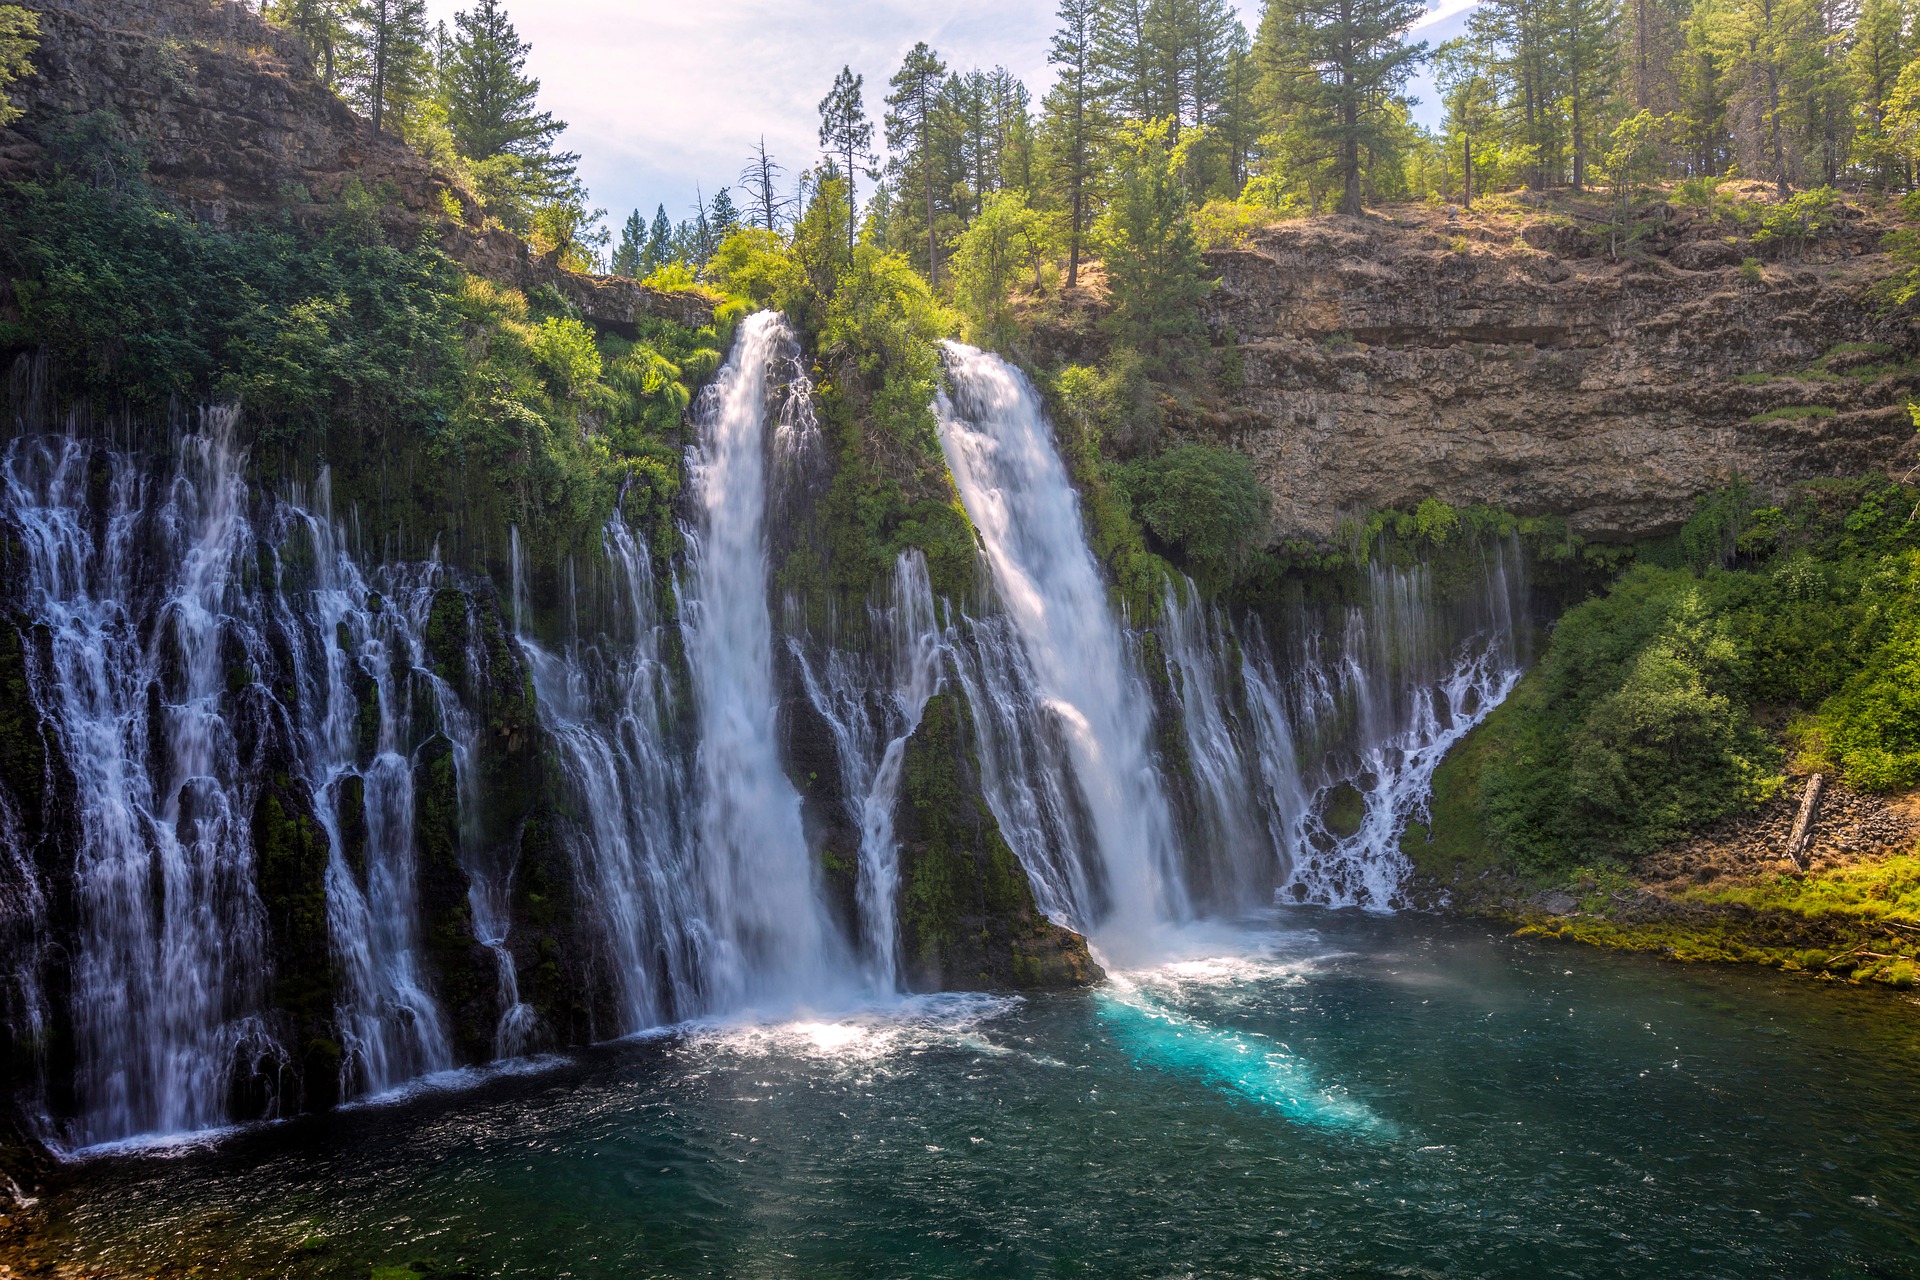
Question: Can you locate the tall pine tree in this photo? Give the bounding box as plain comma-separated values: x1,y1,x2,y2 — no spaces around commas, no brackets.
886,43,949,284
818,66,876,250
1257,0,1427,214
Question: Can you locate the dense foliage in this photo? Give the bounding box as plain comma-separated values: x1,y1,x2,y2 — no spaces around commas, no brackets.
1452,477,1920,875
0,166,717,569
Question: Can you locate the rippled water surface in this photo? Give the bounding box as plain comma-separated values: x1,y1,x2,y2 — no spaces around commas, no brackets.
40,912,1920,1278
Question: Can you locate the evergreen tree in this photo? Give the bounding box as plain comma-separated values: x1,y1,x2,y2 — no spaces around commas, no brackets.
1257,0,1428,214
1097,0,1159,120
267,0,349,86
346,0,431,139
1045,0,1106,287
612,209,645,276
1559,0,1623,188
645,204,674,271
1098,119,1212,369
886,42,950,284
818,66,877,250
709,187,740,240
1850,0,1907,183
441,0,571,174
1466,0,1560,186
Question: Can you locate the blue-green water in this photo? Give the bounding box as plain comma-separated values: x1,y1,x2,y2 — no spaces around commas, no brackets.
38,913,1920,1278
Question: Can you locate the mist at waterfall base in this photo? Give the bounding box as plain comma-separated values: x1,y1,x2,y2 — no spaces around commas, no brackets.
38,913,1920,1278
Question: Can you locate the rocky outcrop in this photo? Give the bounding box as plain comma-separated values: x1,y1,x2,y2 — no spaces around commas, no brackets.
1208,207,1920,542
893,693,1102,992
1,0,712,334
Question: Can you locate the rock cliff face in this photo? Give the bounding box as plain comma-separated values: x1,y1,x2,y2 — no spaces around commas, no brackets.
1,0,713,333
1207,209,1920,542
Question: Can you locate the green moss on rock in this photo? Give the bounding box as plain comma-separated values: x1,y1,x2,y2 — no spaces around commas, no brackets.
411,733,499,1063
895,693,1102,992
251,777,341,1110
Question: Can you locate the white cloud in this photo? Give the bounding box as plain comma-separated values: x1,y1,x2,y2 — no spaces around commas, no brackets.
425,0,1068,225
420,0,1473,223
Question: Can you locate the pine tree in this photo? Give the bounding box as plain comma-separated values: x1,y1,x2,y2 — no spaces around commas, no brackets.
709,187,740,240
441,0,568,167
818,66,876,250
1850,0,1906,184
1466,0,1560,186
1257,0,1428,214
886,42,949,284
1098,118,1212,369
612,209,645,276
1213,23,1260,196
645,204,674,271
346,0,431,138
267,0,349,86
1559,0,1623,188
1045,0,1105,287
1097,0,1159,121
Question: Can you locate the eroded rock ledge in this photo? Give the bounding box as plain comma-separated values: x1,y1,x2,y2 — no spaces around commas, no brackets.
1207,212,1920,542
1,0,713,334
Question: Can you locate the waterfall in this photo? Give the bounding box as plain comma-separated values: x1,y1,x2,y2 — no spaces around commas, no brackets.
680,310,848,1008
932,343,1531,931
790,552,947,989
517,519,704,1032
4,418,277,1145
1267,542,1528,908
277,494,452,1097
937,343,1187,950
0,310,1537,1149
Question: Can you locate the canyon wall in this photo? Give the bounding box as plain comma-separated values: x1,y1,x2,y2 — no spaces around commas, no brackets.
0,0,712,333
1207,210,1920,542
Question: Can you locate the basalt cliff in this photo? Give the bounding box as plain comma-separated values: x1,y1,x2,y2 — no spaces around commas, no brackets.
1205,206,1919,543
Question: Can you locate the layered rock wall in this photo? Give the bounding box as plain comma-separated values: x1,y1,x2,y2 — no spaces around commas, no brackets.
1208,211,1920,541
2,0,713,333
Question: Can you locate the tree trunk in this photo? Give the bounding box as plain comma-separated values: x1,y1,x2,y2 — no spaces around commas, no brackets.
1464,137,1473,209
1784,773,1826,870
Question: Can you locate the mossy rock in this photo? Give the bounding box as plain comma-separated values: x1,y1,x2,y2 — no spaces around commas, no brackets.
1320,781,1366,840
251,776,342,1111
412,733,500,1064
894,693,1101,992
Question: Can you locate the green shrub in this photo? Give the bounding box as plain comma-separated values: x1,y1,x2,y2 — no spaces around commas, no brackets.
1122,444,1270,583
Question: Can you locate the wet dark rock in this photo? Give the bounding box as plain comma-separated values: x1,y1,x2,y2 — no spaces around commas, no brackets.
894,693,1102,992
250,773,340,1112
411,732,499,1065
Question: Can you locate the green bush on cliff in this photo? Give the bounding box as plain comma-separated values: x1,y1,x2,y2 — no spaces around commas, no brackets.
1432,478,1920,877
0,167,717,569
1122,444,1270,584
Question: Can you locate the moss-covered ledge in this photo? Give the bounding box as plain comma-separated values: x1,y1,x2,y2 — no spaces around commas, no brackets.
894,692,1102,992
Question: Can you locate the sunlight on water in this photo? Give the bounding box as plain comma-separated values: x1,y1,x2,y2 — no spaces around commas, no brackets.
1097,927,1394,1136
684,992,1022,1070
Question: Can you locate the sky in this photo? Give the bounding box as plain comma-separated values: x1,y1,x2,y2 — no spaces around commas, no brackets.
421,0,1482,233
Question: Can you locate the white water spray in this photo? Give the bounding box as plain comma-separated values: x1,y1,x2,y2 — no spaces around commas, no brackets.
937,343,1186,951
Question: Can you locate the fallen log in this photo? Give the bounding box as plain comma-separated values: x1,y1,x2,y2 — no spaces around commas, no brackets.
1784,773,1826,871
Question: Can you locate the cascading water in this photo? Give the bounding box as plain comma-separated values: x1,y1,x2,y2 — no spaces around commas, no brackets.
4,417,277,1145
933,343,1531,931
938,343,1187,950
516,519,705,1032
0,310,1534,1151
1267,541,1528,907
273,489,453,1097
680,310,849,1007
790,552,947,989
